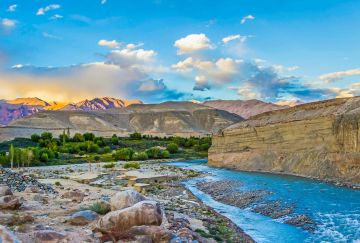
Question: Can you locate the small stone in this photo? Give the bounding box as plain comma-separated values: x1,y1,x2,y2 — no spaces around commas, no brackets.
68,210,99,226
34,230,66,243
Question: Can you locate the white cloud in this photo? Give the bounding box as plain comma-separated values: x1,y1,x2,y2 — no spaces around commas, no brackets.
241,15,255,24
107,47,156,67
319,68,360,83
7,4,17,12
126,43,143,49
174,34,214,55
1,18,16,28
36,4,61,16
222,34,247,44
50,14,63,20
98,39,120,49
43,32,62,40
101,0,107,4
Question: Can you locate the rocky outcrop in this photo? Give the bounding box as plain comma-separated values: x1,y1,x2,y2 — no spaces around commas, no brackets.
209,97,360,186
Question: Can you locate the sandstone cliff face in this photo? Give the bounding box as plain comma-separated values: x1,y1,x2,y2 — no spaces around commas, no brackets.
209,97,360,186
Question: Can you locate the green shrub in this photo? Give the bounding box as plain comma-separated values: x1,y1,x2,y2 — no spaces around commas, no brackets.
40,153,48,162
123,161,140,169
113,148,134,161
31,134,41,142
103,162,115,169
166,143,179,154
132,152,148,161
129,132,142,139
161,150,170,158
146,147,161,159
54,181,62,186
81,201,110,215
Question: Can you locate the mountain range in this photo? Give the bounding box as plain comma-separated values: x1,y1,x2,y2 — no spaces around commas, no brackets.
0,97,142,126
0,96,298,129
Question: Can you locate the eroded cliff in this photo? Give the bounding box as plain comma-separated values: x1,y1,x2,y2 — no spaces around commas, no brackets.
209,97,360,186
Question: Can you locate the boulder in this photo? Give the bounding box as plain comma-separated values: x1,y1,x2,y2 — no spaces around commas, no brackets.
94,200,162,236
110,189,146,211
0,185,12,196
34,230,66,243
62,190,85,202
128,225,172,243
0,195,22,210
68,210,99,226
0,225,21,243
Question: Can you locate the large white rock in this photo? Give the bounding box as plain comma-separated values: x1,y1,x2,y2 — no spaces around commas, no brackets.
110,189,146,211
94,200,162,235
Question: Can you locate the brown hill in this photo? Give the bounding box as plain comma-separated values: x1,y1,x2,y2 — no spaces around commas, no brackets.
0,101,242,141
203,99,287,119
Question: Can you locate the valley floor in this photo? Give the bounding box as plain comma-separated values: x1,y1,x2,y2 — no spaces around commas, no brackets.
0,160,253,243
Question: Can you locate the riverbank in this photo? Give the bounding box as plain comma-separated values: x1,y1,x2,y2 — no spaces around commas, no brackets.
0,160,252,242
169,160,360,243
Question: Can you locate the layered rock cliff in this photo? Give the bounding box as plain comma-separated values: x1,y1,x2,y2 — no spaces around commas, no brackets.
209,97,360,186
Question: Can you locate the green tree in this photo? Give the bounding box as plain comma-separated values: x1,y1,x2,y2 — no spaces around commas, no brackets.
130,132,142,139
113,148,134,161
73,133,85,142
40,153,49,162
166,143,179,154
31,134,41,142
83,133,95,141
41,132,53,140
111,134,119,145
146,147,162,159
9,144,14,169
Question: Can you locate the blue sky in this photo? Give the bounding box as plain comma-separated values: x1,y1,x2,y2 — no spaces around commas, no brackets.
0,0,359,104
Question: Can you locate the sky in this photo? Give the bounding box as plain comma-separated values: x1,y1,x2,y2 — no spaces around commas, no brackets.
0,0,360,104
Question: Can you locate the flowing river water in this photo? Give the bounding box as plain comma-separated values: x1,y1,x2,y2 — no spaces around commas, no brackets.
168,160,360,243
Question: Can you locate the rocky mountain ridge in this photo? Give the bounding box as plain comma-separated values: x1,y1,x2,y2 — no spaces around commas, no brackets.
0,97,142,125
203,99,288,119
0,101,242,141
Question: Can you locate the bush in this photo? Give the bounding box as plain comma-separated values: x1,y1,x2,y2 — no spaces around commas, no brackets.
113,148,134,161
161,150,170,158
166,143,178,154
103,146,111,153
103,162,115,169
123,161,140,169
129,132,142,139
40,153,48,162
132,152,148,161
41,132,53,140
83,133,95,141
82,201,110,215
146,147,161,159
73,133,85,142
31,134,41,142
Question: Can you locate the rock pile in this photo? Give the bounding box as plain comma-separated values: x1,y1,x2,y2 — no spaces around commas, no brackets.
0,166,56,193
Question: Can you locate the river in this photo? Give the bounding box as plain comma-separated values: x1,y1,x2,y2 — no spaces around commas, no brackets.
168,160,360,243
